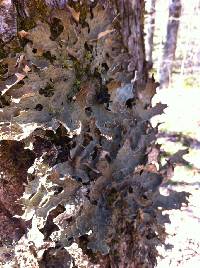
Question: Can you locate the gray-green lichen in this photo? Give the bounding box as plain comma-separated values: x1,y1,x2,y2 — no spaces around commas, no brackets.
0,1,189,267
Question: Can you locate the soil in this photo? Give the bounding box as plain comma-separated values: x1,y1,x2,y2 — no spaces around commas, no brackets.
154,87,200,267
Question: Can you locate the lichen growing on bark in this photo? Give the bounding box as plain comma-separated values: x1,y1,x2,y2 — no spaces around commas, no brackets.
0,1,189,267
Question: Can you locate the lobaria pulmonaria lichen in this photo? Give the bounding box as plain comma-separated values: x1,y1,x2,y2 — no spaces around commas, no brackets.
0,1,189,267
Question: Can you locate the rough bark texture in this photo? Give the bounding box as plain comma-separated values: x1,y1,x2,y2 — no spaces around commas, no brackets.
0,1,188,267
145,0,156,67
0,141,34,243
115,0,147,88
159,0,182,87
0,0,17,42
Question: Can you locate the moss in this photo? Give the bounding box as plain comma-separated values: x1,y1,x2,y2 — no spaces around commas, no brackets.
85,51,93,61
107,188,118,206
0,95,11,108
43,51,57,63
66,56,91,101
62,60,71,69
16,0,49,34
27,0,49,20
79,4,88,26
0,63,8,77
13,45,24,54
75,79,81,87
50,18,64,41
67,79,82,101
69,0,89,26
0,43,7,60
39,83,54,97
18,17,36,32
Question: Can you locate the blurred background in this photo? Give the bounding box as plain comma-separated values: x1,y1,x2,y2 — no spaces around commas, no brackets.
144,0,200,267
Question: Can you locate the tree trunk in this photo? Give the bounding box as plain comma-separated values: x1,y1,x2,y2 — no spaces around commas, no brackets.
159,0,182,87
0,1,188,267
145,0,156,67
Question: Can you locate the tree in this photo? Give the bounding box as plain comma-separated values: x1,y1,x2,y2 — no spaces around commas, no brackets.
145,0,156,68
0,1,188,267
159,0,182,87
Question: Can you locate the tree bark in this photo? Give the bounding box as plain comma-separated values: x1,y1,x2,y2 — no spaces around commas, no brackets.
159,0,182,87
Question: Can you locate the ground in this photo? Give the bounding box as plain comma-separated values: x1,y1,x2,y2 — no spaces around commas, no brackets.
153,87,200,267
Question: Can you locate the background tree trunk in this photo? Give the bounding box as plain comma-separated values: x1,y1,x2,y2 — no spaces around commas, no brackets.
159,0,182,87
0,1,188,267
145,0,156,67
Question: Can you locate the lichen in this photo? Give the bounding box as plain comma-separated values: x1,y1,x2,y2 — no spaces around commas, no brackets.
0,1,189,267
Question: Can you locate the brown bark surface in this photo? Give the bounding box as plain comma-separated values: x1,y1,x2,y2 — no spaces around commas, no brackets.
0,141,34,244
